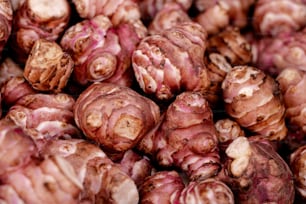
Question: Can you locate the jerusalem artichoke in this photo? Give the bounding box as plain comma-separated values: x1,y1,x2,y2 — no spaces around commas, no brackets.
0,0,12,58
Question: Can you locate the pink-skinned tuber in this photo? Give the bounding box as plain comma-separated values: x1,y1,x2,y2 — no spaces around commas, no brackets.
132,21,210,101
137,91,221,181
217,136,295,204
5,93,81,148
24,39,74,93
10,0,71,64
138,170,185,204
0,156,83,204
40,138,139,204
74,82,161,157
290,145,306,199
221,65,288,140
60,15,146,87
0,0,12,58
194,0,256,35
0,57,23,87
252,0,306,37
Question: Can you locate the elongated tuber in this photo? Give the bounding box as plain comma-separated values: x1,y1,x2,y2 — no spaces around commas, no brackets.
222,65,287,140
137,91,220,181
74,82,161,156
132,21,210,101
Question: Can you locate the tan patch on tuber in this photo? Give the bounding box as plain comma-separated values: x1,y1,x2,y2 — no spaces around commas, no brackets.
114,114,143,140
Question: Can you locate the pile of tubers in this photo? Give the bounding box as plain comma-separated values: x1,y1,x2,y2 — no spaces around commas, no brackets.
0,0,306,203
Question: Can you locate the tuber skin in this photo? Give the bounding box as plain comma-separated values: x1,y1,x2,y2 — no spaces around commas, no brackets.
0,57,24,87
116,149,154,187
276,68,306,134
147,2,192,35
23,39,74,93
252,0,306,37
132,21,210,101
194,0,256,36
252,28,306,77
0,118,38,176
5,93,81,148
74,82,161,157
138,170,185,204
206,27,253,66
221,65,288,140
137,91,221,181
217,136,295,204
0,0,12,58
40,138,139,204
290,145,306,199
0,156,83,204
9,0,71,64
179,178,235,204
60,15,146,87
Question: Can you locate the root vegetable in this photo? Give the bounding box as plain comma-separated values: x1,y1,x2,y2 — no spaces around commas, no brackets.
0,119,37,176
206,27,253,66
218,136,295,204
132,21,210,101
194,0,255,35
0,58,23,87
290,145,306,199
6,93,81,147
221,65,287,140
1,76,36,107
252,0,306,37
10,0,71,63
0,156,82,204
147,2,191,35
0,0,12,57
40,138,139,204
139,170,185,204
23,39,74,93
60,15,146,86
74,82,161,156
137,91,220,181
179,178,235,204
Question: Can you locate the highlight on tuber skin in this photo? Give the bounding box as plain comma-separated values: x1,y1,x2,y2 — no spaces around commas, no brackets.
132,21,210,101
290,145,306,199
73,82,161,157
40,138,139,204
221,65,288,140
252,0,306,37
24,39,74,93
60,15,146,87
137,91,221,181
0,0,12,58
218,136,295,204
10,0,71,64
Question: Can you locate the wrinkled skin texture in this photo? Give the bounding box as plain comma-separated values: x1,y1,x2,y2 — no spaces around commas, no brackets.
117,149,154,187
24,39,74,93
179,178,235,204
222,66,288,140
252,29,306,77
277,68,306,134
253,0,306,37
132,22,210,101
0,57,23,87
40,139,139,204
148,2,191,35
74,82,160,155
195,0,256,35
61,15,146,87
0,119,38,176
0,0,12,57
139,170,185,204
290,145,306,199
0,156,82,204
137,91,221,181
5,93,81,148
10,0,71,64
206,27,252,66
217,136,295,204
